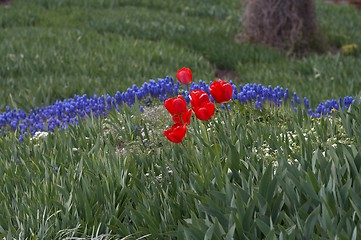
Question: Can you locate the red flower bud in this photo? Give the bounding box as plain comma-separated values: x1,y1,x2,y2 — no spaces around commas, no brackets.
210,79,233,104
176,67,192,85
164,123,187,143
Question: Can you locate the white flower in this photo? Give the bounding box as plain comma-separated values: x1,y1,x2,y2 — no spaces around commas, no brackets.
31,131,49,140
156,173,163,181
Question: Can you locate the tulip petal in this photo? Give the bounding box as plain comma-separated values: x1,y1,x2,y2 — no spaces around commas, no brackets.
176,68,193,85
164,124,187,143
173,109,193,125
164,96,188,115
190,90,211,108
210,80,233,104
194,102,215,121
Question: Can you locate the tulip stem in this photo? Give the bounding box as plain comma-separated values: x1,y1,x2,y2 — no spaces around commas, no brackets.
224,103,232,131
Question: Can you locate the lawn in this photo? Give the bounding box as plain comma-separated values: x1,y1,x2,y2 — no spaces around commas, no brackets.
1,0,361,239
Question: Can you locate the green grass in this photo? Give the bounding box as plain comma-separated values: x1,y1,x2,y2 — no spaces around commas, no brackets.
1,0,360,109
0,26,213,110
1,0,361,239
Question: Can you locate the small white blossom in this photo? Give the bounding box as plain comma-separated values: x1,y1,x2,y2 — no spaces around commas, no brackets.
156,174,163,181
31,131,49,141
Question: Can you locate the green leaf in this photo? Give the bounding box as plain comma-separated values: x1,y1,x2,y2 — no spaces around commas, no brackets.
8,94,18,109
265,229,276,240
225,223,236,240
304,205,320,239
259,164,273,199
300,177,319,201
351,226,357,240
350,189,361,221
327,145,339,164
243,200,256,233
306,169,319,195
256,218,270,236
204,224,215,240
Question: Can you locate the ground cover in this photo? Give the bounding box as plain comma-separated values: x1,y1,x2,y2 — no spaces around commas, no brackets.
1,0,361,239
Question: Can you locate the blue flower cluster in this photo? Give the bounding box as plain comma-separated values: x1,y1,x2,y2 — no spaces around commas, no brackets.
0,76,357,141
235,83,289,109
309,96,355,117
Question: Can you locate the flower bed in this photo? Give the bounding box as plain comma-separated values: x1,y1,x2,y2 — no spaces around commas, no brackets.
0,70,356,141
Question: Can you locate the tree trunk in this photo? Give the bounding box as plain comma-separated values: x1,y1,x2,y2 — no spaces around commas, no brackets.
240,0,320,53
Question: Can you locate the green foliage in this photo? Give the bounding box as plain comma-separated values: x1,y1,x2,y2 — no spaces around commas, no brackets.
1,101,361,239
1,0,361,239
237,54,361,105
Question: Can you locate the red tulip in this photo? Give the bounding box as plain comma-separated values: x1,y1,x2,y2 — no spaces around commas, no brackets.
189,90,211,108
172,109,192,125
176,67,192,85
164,95,188,116
189,90,215,121
164,95,192,125
193,102,215,121
164,123,187,143
210,79,233,104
